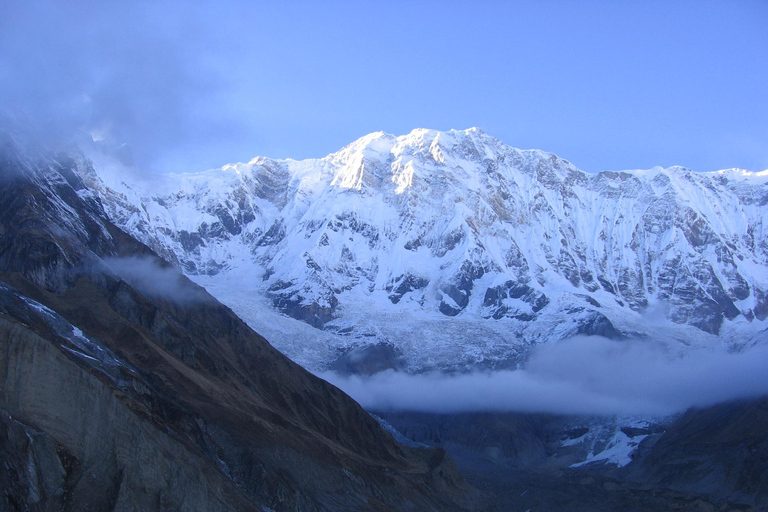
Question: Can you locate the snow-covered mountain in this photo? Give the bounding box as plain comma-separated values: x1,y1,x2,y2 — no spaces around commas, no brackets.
80,128,768,372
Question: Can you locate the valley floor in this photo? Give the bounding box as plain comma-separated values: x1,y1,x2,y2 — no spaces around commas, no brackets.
464,469,755,512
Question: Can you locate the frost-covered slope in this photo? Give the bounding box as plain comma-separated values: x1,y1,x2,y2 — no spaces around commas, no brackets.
81,128,768,372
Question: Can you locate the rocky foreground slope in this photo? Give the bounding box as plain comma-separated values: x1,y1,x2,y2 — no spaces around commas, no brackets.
83,128,768,372
0,136,483,510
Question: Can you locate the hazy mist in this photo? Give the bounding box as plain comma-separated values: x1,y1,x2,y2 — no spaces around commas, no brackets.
0,1,245,171
104,256,211,306
319,335,768,417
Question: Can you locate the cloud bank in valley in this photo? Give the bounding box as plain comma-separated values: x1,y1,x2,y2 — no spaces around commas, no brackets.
319,335,768,417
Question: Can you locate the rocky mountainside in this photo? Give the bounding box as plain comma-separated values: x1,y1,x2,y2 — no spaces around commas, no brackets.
378,398,768,511
0,135,483,510
623,396,768,508
82,128,768,372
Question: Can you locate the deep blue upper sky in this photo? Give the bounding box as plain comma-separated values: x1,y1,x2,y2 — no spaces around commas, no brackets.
2,0,766,174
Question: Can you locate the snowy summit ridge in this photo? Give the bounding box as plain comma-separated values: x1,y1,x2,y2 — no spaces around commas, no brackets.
81,128,768,372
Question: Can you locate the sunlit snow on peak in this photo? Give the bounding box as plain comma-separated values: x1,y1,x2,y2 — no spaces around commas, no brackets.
220,163,241,174
715,168,768,183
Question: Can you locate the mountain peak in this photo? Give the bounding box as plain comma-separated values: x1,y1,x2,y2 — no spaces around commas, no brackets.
327,128,506,192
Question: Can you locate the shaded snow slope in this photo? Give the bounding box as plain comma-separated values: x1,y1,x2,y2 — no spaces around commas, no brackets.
81,128,768,372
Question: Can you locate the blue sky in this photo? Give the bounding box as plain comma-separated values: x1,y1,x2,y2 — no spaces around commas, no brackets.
2,0,766,174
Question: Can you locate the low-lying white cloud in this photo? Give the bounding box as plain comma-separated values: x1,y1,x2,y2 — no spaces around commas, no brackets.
318,335,768,417
103,256,210,305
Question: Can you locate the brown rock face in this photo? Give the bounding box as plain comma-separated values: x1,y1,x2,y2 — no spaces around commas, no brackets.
0,147,484,511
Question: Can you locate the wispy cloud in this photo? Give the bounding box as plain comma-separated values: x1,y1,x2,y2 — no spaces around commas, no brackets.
319,335,768,417
103,256,211,306
0,1,241,171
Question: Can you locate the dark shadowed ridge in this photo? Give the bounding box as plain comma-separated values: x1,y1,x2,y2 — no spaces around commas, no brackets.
623,397,768,507
376,400,768,511
0,138,485,510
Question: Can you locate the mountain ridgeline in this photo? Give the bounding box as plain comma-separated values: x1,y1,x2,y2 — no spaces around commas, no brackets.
84,128,768,372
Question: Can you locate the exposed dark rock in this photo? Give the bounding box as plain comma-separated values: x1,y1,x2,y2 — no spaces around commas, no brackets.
328,212,380,248
679,207,715,248
597,276,616,295
503,242,529,275
482,280,549,320
0,412,71,512
621,426,656,438
404,237,422,251
575,310,623,339
386,274,429,304
438,261,487,316
0,318,259,512
434,227,465,257
616,267,647,311
754,288,768,321
438,295,463,316
576,294,601,308
657,256,743,334
564,427,590,440
178,229,205,252
268,285,338,328
329,343,404,376
255,219,285,247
